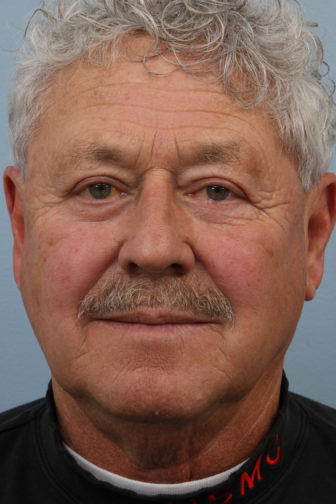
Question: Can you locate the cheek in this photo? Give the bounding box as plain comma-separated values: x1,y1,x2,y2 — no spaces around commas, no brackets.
198,231,272,302
20,220,120,320
197,225,306,355
200,221,305,296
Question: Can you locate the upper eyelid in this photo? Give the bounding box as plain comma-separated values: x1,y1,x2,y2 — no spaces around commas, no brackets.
179,174,236,187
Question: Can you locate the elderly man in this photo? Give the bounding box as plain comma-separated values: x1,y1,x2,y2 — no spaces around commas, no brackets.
1,0,336,502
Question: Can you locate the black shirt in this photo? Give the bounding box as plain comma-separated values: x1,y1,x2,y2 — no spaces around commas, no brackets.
1,378,336,503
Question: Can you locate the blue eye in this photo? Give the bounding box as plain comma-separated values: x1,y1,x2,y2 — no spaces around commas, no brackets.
206,185,230,201
88,183,112,199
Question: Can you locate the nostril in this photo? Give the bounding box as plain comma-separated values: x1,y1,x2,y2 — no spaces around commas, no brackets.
126,262,139,275
172,263,185,276
124,261,185,276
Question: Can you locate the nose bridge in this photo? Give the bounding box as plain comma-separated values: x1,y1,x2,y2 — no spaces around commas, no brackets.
131,172,181,259
118,171,194,273
137,172,174,232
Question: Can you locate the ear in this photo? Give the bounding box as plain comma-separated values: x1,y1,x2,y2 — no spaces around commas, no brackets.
305,173,336,301
3,166,25,288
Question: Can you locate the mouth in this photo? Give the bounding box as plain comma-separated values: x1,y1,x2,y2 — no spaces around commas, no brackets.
91,310,212,326
82,310,223,350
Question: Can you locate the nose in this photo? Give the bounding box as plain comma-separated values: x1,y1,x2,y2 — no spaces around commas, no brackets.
118,175,195,275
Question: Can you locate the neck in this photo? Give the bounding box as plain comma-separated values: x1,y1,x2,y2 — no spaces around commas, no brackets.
52,368,283,484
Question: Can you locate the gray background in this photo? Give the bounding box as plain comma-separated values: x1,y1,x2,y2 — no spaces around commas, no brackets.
0,0,335,412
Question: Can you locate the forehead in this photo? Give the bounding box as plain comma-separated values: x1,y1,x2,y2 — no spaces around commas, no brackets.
27,47,288,180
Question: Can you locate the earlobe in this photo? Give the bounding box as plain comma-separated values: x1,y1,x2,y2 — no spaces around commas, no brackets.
3,166,25,288
305,173,336,301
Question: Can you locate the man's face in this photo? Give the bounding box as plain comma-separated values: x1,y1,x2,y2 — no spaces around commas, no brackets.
4,47,325,422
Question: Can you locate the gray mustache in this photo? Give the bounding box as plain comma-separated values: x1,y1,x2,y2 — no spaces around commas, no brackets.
78,276,234,323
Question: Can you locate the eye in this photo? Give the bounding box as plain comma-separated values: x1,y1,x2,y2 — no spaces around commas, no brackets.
206,185,231,201
88,183,112,200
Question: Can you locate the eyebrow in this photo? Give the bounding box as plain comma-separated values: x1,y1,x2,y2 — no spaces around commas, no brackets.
190,141,240,165
63,140,241,171
67,142,124,165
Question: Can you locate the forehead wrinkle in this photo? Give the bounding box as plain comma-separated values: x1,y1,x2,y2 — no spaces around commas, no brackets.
149,129,160,165
59,74,229,103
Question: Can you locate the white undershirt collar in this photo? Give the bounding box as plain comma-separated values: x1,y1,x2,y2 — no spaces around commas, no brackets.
65,444,247,497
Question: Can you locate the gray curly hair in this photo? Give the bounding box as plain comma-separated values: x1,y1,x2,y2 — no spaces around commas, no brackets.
9,0,335,190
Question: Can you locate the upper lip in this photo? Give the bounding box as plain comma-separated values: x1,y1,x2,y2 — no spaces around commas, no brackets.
93,311,210,325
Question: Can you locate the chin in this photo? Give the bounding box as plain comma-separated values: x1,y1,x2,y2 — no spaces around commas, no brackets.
73,367,223,424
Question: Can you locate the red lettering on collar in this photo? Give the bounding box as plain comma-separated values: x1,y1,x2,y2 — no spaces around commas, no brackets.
240,455,262,496
168,434,281,504
266,434,281,466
